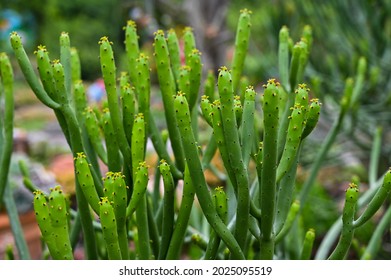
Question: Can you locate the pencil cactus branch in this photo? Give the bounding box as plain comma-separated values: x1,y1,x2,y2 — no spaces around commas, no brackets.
183,27,196,64
217,66,249,250
74,152,101,214
300,228,315,260
154,30,185,172
158,160,175,259
187,49,202,110
166,163,195,259
259,79,280,259
120,82,136,146
126,161,149,219
328,183,359,260
0,53,14,204
167,29,181,85
99,197,122,260
240,86,256,167
59,32,72,101
231,9,252,91
99,37,132,173
278,26,290,92
174,91,245,259
124,20,140,84
353,168,391,228
135,53,151,132
10,32,60,109
48,186,74,260
204,186,228,260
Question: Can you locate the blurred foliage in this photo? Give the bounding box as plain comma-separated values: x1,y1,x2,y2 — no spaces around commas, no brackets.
299,182,339,238
227,0,391,178
3,0,124,80
40,0,124,81
227,0,391,96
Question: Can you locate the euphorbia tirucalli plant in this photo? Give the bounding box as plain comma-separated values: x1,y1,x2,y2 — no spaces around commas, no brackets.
1,9,390,260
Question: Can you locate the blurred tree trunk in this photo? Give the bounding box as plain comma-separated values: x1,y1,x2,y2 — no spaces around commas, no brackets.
183,0,230,75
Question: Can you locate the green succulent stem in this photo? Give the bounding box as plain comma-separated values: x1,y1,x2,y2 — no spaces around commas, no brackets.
240,86,256,167
275,200,300,244
278,26,290,92
0,53,14,205
204,186,228,260
328,183,359,260
10,32,60,109
167,29,181,84
259,79,280,259
124,20,140,84
300,229,315,260
217,67,249,251
136,196,151,259
154,30,185,172
59,32,72,103
316,173,385,259
174,92,245,260
183,27,196,64
231,9,252,91
353,168,391,228
99,36,132,177
166,164,195,260
148,112,183,179
48,186,74,260
99,197,122,260
158,160,175,260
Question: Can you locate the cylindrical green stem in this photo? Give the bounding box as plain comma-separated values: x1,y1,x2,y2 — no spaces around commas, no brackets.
259,79,280,259
275,200,300,244
101,109,122,172
166,163,195,259
231,9,252,91
187,49,202,110
158,160,175,259
154,30,185,172
328,183,359,260
148,112,183,179
0,53,14,204
278,26,290,92
10,32,60,109
135,53,151,132
240,86,256,167
204,186,228,260
74,152,101,214
48,186,74,260
174,92,245,259
99,36,132,173
167,29,181,85
136,196,151,260
217,67,249,251
126,162,149,218
59,32,72,103
353,168,391,228
124,20,140,84
99,197,122,260
300,228,315,260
